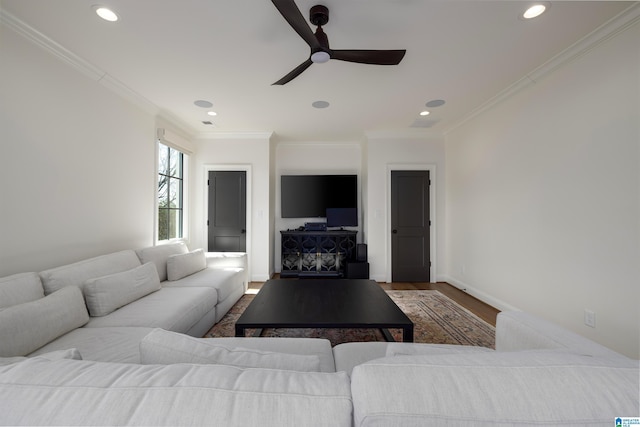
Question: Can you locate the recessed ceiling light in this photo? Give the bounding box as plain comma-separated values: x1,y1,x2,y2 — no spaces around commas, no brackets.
207,111,217,116
94,6,119,22
521,3,549,20
194,100,213,108
312,100,330,109
420,111,430,116
426,99,445,108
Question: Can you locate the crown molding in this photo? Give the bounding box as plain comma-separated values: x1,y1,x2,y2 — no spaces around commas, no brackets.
1,10,103,81
445,2,640,135
98,74,159,116
195,131,274,140
365,128,444,140
2,10,165,119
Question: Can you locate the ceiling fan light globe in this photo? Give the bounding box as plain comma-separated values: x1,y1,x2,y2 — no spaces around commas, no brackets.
311,51,330,63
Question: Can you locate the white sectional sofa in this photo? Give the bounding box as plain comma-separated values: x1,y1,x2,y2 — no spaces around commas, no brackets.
342,311,639,426
1,252,638,426
0,242,247,363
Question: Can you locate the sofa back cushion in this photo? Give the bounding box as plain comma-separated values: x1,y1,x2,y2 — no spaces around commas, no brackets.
39,250,142,295
83,262,161,317
135,243,188,282
0,272,44,309
0,357,354,427
0,286,89,357
166,249,206,281
350,351,639,426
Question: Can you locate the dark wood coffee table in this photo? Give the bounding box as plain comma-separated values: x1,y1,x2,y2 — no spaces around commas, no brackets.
235,279,414,342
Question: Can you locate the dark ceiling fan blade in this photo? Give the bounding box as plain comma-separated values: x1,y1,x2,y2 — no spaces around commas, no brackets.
272,58,313,85
331,49,406,65
271,0,320,49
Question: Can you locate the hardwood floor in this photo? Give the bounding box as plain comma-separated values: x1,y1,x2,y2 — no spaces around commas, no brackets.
379,281,499,326
248,278,500,327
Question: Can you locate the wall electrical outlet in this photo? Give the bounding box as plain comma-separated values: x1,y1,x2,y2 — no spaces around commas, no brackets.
584,309,596,328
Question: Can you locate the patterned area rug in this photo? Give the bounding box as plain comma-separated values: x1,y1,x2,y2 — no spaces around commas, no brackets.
205,290,495,348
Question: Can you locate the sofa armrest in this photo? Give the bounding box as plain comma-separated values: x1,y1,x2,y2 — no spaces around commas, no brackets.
496,311,629,361
205,252,247,270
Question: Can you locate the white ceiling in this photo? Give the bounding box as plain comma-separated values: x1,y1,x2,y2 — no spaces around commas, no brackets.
1,1,634,141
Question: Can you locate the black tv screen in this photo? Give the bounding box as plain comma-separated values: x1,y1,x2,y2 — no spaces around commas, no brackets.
281,175,357,218
326,207,358,227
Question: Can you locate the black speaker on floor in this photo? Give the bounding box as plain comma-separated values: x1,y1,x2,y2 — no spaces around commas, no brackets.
345,262,369,279
356,243,367,262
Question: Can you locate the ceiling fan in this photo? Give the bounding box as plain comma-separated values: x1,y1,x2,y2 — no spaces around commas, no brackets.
271,0,406,85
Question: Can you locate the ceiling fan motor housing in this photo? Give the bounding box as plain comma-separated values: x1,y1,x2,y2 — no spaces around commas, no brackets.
310,5,329,26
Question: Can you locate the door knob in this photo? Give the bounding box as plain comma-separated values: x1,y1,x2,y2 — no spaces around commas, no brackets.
392,229,398,234
241,229,246,234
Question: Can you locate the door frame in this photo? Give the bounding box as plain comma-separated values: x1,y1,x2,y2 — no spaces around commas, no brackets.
203,164,252,277
386,164,437,283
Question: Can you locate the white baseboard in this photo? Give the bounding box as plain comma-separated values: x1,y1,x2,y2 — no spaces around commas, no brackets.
251,274,271,282
440,275,521,313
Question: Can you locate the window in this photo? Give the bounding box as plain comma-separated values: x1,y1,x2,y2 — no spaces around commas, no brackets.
157,142,185,241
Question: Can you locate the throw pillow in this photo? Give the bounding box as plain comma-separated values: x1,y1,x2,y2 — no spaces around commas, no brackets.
83,262,161,317
0,286,89,357
135,243,188,282
140,329,322,372
166,249,206,281
33,348,83,361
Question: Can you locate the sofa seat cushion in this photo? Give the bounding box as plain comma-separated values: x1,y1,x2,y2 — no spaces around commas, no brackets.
84,287,217,334
0,357,354,427
1,349,81,366
29,327,155,363
140,329,322,371
350,350,640,426
0,286,89,357
0,272,44,308
163,267,244,303
136,243,188,282
83,262,161,316
39,250,142,295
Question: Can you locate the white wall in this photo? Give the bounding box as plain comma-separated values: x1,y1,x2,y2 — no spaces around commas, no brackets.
364,136,446,282
191,136,272,281
445,21,640,358
274,141,362,272
0,24,156,277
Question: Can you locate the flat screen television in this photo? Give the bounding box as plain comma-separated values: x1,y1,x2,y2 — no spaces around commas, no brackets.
281,175,357,218
326,207,358,227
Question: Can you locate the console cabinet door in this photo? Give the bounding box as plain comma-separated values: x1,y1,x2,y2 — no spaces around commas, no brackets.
280,231,356,277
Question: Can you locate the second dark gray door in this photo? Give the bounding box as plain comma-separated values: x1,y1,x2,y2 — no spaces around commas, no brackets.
391,170,430,282
208,171,246,252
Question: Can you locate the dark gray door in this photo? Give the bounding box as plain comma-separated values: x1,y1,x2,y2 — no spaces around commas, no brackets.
391,170,430,282
208,171,246,252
